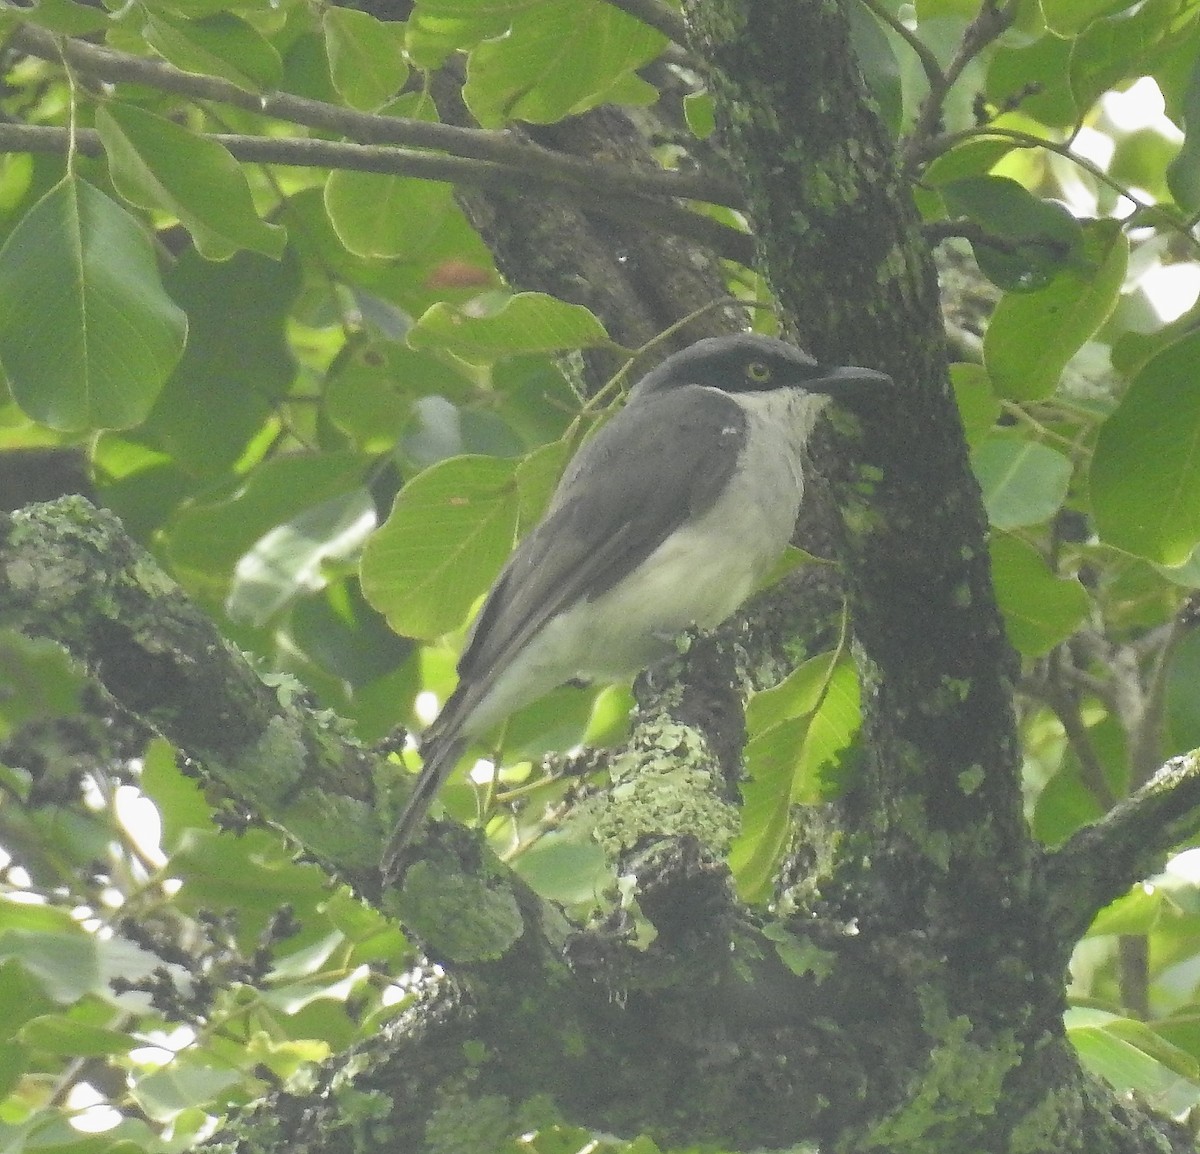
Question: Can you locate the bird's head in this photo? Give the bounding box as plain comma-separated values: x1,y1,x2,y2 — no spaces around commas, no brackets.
632,333,890,403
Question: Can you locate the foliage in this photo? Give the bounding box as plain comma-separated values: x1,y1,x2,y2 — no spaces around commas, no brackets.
2,0,1200,1149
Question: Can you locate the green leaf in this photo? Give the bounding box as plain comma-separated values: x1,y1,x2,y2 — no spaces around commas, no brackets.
746,649,843,734
509,834,609,905
950,362,1001,446
360,454,520,639
972,434,1073,528
132,1060,247,1119
984,219,1128,400
789,661,861,803
323,8,408,111
989,533,1089,656
514,439,571,528
405,0,512,67
1087,883,1167,937
288,580,412,689
986,36,1077,128
683,91,715,139
1032,756,1106,846
18,1015,137,1057
324,172,456,260
144,247,300,477
848,0,903,136
1069,0,1181,113
1092,330,1200,565
1041,0,1139,38
1067,1008,1200,1113
732,658,860,902
326,342,475,452
226,488,376,626
0,958,56,1039
97,103,285,261
0,632,85,740
0,177,187,431
142,12,282,91
25,0,111,34
460,0,667,127
140,738,214,854
941,175,1084,292
0,930,100,1003
408,292,612,360
168,452,369,607
922,139,1015,189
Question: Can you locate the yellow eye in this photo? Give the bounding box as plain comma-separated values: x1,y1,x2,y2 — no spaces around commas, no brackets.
745,360,772,383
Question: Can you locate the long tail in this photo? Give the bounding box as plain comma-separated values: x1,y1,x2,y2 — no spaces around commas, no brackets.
380,734,467,886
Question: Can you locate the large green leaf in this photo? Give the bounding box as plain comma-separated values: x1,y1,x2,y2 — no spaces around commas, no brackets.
0,177,187,431
323,8,408,111
732,656,860,902
25,0,111,34
0,930,100,1004
97,103,284,261
1069,0,1181,113
950,362,1002,447
168,451,370,607
408,292,612,360
989,533,1089,656
1067,1007,1200,1115
18,1015,138,1057
983,220,1128,400
360,454,520,640
405,0,512,67
461,0,666,127
142,247,300,477
1092,330,1200,565
226,488,376,626
324,172,456,260
142,11,282,90
941,175,1084,291
1041,0,1141,37
972,434,1073,528
986,35,1077,127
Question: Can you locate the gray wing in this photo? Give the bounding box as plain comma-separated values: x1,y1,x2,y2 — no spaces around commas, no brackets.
425,384,746,746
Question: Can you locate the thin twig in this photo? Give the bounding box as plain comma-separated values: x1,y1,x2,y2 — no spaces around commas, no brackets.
858,0,944,91
901,0,1017,173
929,125,1152,210
1043,666,1118,812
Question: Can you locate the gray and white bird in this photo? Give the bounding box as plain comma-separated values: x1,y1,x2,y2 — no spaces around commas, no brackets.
382,333,887,879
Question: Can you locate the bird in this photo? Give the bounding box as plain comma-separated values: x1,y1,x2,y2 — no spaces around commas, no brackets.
381,333,888,881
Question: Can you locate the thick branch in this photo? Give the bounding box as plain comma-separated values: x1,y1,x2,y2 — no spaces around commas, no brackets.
1044,751,1200,944
684,0,1030,953
0,498,936,1150
0,498,384,873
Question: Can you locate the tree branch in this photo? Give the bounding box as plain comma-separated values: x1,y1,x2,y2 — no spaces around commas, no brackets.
2,499,928,1152
1044,750,1200,944
0,498,384,874
901,0,1018,173
0,122,754,264
10,23,743,210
